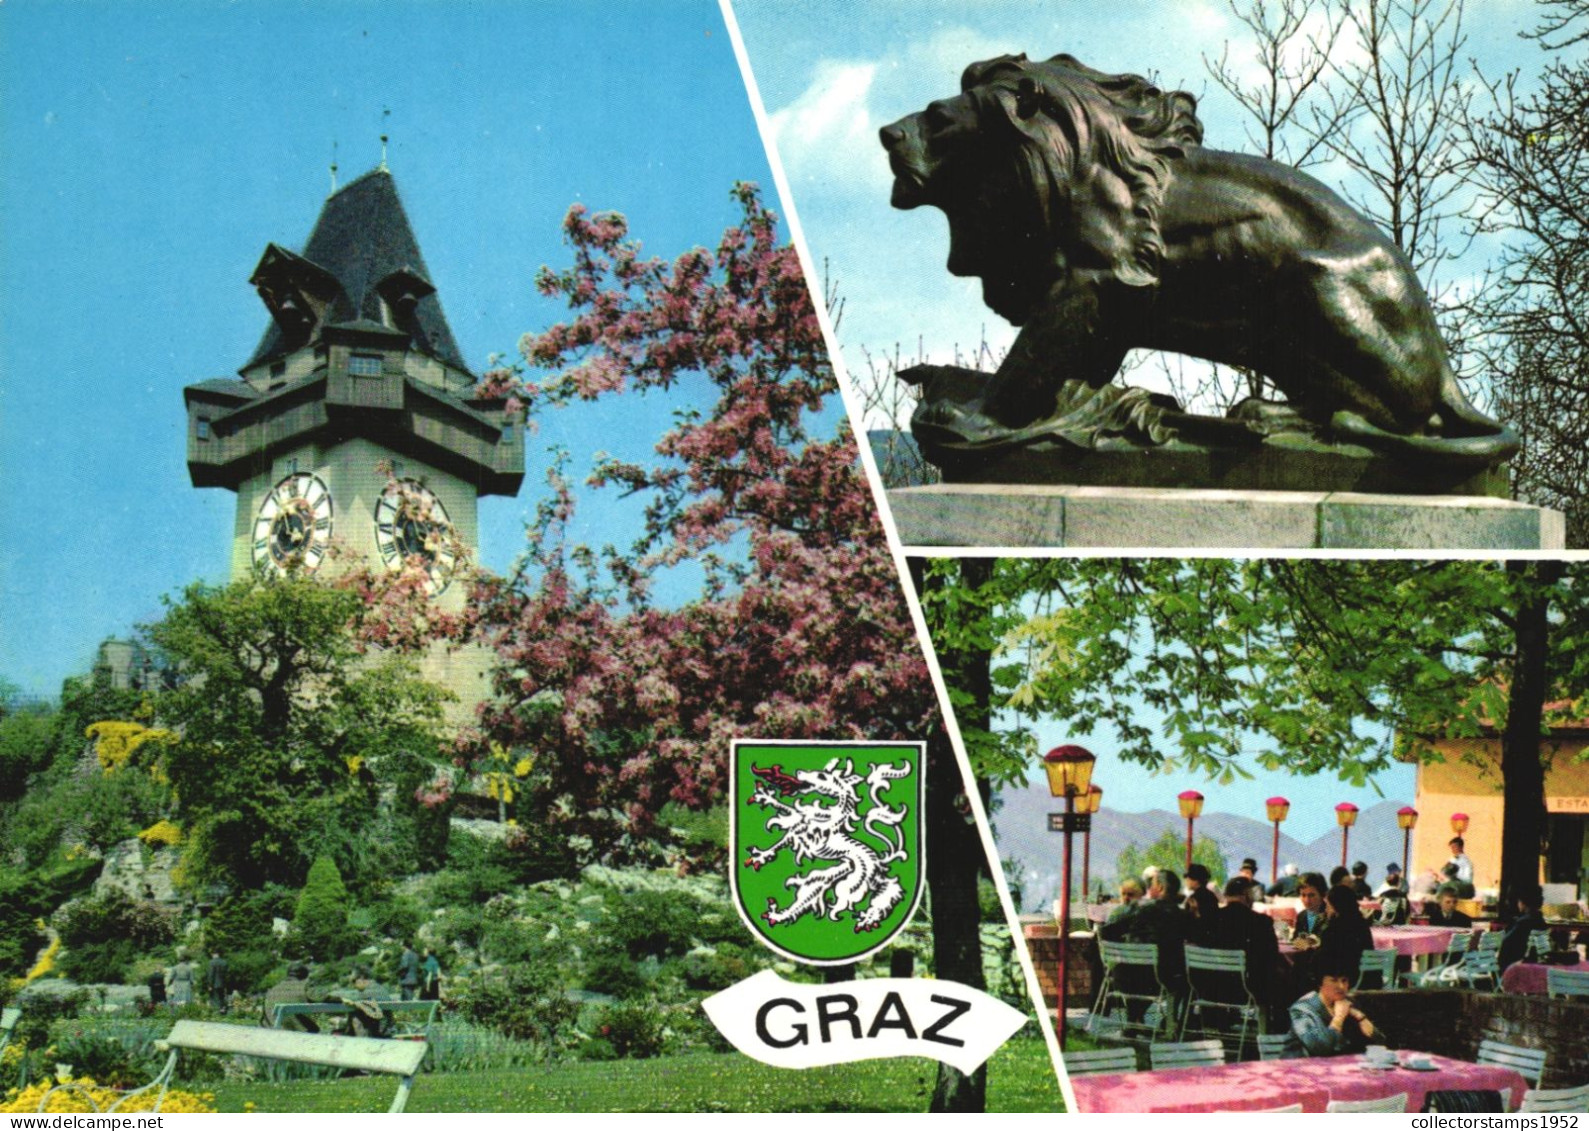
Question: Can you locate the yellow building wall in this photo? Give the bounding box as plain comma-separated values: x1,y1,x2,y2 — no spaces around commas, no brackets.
1412,734,1589,894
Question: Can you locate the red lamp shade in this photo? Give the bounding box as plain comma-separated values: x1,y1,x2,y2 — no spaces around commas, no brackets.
1396,805,1419,831
1450,812,1469,835
1335,801,1360,828
1078,783,1103,816
1177,790,1205,820
1043,744,1096,798
1266,796,1291,823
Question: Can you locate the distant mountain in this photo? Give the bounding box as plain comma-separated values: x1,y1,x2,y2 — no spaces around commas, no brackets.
992,781,1411,913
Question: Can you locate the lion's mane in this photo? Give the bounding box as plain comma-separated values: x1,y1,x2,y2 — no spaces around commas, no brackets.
962,53,1203,290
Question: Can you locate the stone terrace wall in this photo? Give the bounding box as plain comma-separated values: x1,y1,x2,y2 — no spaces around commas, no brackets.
1359,990,1589,1088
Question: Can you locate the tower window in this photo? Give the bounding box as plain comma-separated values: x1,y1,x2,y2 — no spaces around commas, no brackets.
349,353,383,377
270,361,287,378
196,418,211,440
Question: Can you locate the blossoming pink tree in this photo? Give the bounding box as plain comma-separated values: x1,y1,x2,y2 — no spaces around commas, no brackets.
469,185,936,852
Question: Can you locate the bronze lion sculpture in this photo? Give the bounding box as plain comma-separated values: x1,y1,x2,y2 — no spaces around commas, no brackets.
880,53,1516,469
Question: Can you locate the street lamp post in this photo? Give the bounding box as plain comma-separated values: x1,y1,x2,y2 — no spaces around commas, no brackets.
1336,802,1359,869
1397,806,1419,885
1266,797,1291,888
1044,744,1097,1051
1178,790,1205,873
1079,784,1103,903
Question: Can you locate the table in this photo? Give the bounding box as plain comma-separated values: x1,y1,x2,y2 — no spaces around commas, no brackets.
1371,925,1457,957
1501,958,1585,995
1069,1053,1529,1113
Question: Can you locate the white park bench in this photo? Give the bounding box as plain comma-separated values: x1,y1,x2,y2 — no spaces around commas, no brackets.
38,1020,428,1114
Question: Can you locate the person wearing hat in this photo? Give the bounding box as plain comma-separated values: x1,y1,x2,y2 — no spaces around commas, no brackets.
1183,862,1211,903
1349,861,1374,900
1376,863,1405,897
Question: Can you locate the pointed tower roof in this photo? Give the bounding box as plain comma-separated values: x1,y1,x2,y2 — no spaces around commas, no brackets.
244,168,469,374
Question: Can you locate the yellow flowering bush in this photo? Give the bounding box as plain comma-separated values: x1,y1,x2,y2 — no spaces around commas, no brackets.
137,819,183,847
85,722,175,774
0,1078,216,1114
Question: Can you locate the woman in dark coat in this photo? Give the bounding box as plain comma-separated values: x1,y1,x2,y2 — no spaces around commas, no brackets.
1318,884,1373,983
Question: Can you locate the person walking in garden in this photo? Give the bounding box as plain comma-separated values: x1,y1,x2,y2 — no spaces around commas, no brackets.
207,951,228,1012
398,942,421,1001
421,948,442,1001
166,953,195,1006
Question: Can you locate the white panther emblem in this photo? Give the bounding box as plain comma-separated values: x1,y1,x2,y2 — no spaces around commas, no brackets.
744,757,912,933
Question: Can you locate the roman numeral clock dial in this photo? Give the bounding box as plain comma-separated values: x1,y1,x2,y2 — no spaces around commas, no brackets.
373,479,457,596
251,472,334,575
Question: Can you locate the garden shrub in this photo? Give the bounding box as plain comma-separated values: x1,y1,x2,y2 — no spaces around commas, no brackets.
581,949,651,1000
604,888,699,960
589,1001,667,1058
0,860,101,978
456,961,577,1045
290,856,355,960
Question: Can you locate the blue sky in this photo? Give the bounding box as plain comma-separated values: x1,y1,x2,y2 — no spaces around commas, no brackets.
0,0,791,698
725,0,1571,840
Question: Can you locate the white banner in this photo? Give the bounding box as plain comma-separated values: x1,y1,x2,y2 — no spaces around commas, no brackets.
701,969,1028,1075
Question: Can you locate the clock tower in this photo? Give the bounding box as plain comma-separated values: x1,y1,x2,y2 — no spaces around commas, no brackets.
183,167,524,704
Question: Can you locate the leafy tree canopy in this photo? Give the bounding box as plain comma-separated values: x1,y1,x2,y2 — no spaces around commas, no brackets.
144,574,451,891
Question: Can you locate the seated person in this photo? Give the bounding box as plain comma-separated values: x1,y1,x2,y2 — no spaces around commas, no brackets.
1376,862,1405,897
1375,886,1411,926
1105,878,1145,925
1204,877,1282,1020
1237,858,1266,902
262,964,316,1031
1185,886,1220,947
1284,963,1379,1057
1318,884,1373,984
1425,884,1474,928
1100,868,1188,1018
1498,883,1547,973
1183,863,1212,901
1293,874,1330,939
1268,863,1301,899
1349,861,1375,900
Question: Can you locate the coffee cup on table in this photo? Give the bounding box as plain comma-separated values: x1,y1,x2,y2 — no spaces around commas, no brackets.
1366,1045,1394,1066
1405,1055,1434,1070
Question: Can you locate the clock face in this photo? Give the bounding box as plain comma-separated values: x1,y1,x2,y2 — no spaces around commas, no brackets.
252,472,333,575
374,479,456,595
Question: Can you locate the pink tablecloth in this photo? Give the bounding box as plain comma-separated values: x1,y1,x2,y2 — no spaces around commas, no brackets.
1372,925,1457,957
1070,1053,1529,1114
1502,958,1585,995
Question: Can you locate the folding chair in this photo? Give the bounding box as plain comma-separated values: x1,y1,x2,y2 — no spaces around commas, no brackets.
1149,1039,1225,1070
1450,947,1499,990
1478,930,1505,953
1520,1084,1589,1114
1527,930,1554,961
1180,945,1262,1060
1409,933,1472,986
1354,947,1397,991
1255,1033,1292,1061
1546,967,1589,1000
1092,940,1174,1038
1064,1047,1138,1076
1327,1094,1408,1112
1477,1040,1547,1090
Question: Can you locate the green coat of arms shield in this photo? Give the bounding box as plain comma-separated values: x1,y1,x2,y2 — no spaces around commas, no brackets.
730,740,925,965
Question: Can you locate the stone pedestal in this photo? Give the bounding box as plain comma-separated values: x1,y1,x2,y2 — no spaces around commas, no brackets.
886,484,1565,550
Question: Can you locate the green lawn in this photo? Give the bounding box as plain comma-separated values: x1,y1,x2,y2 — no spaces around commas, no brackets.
206,1037,1062,1113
